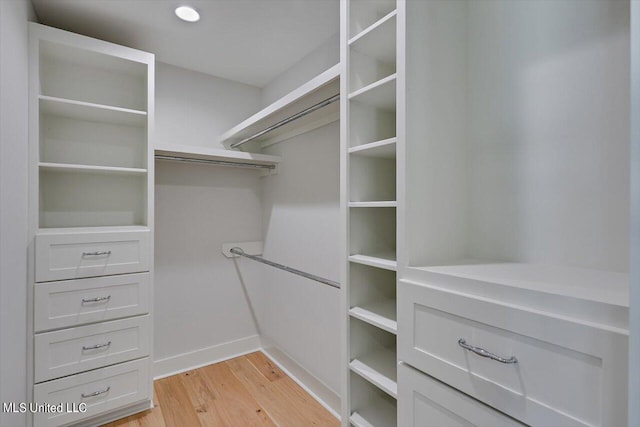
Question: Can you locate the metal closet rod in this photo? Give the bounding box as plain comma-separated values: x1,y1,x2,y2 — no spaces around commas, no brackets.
230,93,340,149
155,155,276,170
230,247,340,289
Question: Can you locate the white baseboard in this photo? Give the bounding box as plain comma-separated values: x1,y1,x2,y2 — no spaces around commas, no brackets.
260,338,341,420
153,335,261,379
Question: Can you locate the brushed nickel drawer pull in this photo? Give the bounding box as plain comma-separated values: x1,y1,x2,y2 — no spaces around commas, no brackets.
81,386,110,398
82,341,111,351
82,251,111,257
458,338,518,364
81,295,111,303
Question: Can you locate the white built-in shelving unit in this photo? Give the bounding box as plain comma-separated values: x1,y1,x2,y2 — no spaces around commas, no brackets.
28,23,155,427
341,0,399,425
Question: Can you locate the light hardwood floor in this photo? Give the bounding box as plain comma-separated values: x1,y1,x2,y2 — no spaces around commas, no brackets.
103,352,340,427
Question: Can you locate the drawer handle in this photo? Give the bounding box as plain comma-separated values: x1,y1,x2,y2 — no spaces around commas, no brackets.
82,251,112,257
81,295,111,303
458,338,518,364
81,386,110,399
82,341,111,351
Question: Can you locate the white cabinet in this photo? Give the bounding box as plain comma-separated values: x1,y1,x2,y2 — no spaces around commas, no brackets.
398,279,628,427
35,228,151,282
398,363,524,427
28,23,154,427
33,358,150,427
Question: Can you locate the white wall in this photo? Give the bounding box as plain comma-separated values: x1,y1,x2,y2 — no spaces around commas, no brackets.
255,122,341,398
261,33,339,107
153,64,266,376
156,62,261,149
0,1,35,426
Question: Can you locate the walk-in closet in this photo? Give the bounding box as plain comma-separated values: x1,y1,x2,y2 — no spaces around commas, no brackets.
1,0,639,426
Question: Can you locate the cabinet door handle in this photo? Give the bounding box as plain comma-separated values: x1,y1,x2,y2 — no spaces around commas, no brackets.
81,295,111,303
458,338,517,364
82,341,111,351
82,251,111,257
81,386,110,399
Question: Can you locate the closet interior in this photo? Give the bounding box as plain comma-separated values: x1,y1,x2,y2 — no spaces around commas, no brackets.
4,0,638,426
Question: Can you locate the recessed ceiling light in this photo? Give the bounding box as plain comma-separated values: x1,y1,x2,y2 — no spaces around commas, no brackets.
175,6,200,22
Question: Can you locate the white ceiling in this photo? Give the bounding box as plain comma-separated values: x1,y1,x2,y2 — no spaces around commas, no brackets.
30,0,339,87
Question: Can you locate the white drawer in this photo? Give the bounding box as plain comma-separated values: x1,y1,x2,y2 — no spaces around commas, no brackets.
33,358,150,427
398,279,628,427
34,273,150,332
35,315,150,383
398,363,524,427
35,229,150,282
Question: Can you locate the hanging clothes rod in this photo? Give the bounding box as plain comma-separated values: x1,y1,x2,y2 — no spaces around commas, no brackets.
230,93,340,149
155,154,276,170
230,247,340,289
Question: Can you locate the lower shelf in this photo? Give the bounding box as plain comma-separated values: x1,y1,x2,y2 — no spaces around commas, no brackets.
350,348,398,398
349,300,397,334
349,371,397,427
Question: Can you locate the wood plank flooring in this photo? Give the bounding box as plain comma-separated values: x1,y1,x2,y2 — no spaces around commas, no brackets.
103,352,339,427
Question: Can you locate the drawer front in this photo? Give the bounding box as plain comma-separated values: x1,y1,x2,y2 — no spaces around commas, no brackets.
35,315,150,383
35,229,150,282
33,358,150,427
398,279,628,427
34,273,150,332
398,363,524,427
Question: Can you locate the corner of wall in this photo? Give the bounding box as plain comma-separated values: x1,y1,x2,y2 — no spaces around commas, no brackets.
260,32,339,107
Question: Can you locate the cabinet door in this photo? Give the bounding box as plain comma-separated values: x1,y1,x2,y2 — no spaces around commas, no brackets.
34,315,150,382
33,358,150,427
398,279,628,427
35,229,150,282
398,363,524,427
34,272,149,332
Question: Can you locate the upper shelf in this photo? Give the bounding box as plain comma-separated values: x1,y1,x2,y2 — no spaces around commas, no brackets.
155,143,282,170
220,64,340,152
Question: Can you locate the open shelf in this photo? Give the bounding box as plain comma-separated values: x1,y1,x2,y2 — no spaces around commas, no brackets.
220,65,339,152
349,0,396,39
39,39,148,112
39,162,147,175
40,113,146,169
349,74,396,111
349,201,396,208
350,156,396,202
349,371,397,427
155,143,282,169
350,348,398,398
349,254,397,271
349,138,396,158
349,10,397,66
350,300,397,334
39,169,147,228
40,95,146,126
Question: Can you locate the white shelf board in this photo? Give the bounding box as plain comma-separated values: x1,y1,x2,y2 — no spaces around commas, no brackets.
409,262,630,309
155,144,281,168
220,65,340,149
349,201,397,208
349,253,397,271
39,162,147,175
350,399,397,427
349,10,397,65
36,225,150,235
350,348,398,398
349,74,396,111
349,138,397,159
39,95,146,126
349,300,397,334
